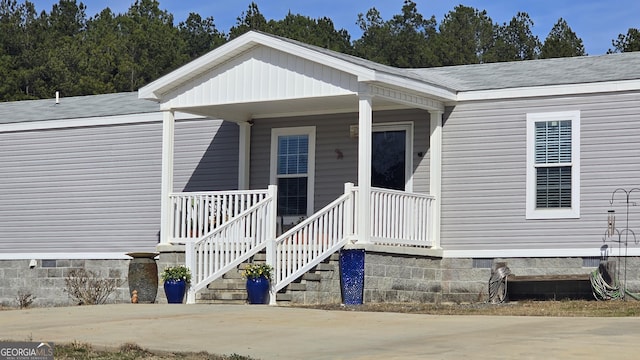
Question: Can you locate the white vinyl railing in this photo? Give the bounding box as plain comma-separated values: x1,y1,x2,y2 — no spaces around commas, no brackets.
169,189,270,242
185,186,277,304
271,183,356,293
369,187,434,247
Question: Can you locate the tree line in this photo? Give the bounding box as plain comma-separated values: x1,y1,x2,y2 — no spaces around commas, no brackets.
1,0,638,101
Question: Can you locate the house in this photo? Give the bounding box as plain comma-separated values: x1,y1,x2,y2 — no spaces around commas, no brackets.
2,31,640,306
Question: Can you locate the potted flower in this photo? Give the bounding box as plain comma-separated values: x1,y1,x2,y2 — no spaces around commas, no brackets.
242,263,273,304
161,265,192,304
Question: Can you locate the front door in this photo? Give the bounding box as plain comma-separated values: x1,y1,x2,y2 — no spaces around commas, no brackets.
372,124,412,191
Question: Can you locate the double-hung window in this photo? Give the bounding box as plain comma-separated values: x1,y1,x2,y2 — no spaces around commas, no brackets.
526,111,580,219
270,127,315,220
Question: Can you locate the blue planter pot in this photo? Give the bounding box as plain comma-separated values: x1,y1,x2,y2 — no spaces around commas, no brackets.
164,279,186,304
340,249,365,305
246,276,270,304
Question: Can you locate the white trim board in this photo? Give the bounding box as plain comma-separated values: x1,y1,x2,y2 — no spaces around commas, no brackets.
456,79,640,102
0,111,206,133
0,253,134,260
442,247,636,258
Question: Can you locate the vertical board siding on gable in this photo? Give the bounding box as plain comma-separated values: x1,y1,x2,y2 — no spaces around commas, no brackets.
173,119,239,192
441,92,640,251
0,121,163,254
250,109,431,211
167,46,358,108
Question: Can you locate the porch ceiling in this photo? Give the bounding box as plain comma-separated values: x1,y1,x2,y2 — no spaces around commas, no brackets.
170,94,413,122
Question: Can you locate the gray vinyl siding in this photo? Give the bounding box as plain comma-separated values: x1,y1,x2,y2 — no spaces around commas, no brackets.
0,120,163,254
441,91,640,251
0,116,238,255
250,109,431,212
173,119,239,192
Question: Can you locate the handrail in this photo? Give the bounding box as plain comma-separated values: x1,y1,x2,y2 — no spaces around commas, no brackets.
271,183,356,293
185,186,277,304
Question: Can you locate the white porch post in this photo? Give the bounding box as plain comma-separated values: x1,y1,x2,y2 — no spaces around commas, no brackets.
266,184,278,305
429,110,443,249
160,110,175,246
238,121,251,190
357,93,373,244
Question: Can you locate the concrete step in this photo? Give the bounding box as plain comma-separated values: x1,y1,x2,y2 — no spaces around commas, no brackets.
222,269,244,279
196,299,247,305
286,282,306,291
276,293,292,301
252,253,267,261
314,263,335,271
302,273,322,281
198,290,246,301
207,279,246,291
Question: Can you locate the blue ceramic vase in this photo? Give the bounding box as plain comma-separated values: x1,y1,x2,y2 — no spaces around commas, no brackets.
164,279,186,304
339,249,365,305
246,276,270,304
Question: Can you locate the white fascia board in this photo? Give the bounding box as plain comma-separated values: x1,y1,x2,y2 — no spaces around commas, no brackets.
372,72,457,102
442,247,629,258
139,31,376,102
457,79,640,102
0,253,133,260
0,112,161,133
0,111,206,133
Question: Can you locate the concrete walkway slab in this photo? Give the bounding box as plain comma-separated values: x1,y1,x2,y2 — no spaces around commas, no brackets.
1,304,639,359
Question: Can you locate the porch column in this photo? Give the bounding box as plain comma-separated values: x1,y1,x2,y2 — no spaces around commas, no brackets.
159,110,175,246
429,110,443,249
238,121,251,190
357,93,373,244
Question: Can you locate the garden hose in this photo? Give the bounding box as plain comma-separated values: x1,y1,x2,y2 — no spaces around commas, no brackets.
488,265,511,304
590,268,622,301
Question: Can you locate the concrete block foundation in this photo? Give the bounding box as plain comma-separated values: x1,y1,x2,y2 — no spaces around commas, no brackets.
4,249,640,307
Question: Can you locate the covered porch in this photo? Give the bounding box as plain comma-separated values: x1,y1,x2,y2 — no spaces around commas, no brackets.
138,31,453,303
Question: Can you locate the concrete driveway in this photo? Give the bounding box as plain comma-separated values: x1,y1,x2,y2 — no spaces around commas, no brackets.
0,304,638,359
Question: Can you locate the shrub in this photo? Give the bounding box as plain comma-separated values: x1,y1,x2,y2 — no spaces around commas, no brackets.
64,268,122,305
16,290,35,309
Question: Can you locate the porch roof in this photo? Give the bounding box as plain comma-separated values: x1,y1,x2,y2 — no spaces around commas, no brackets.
138,31,453,121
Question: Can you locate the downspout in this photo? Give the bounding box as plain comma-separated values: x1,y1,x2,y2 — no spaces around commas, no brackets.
428,110,443,249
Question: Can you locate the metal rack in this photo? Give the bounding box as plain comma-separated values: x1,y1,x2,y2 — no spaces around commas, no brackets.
605,188,640,299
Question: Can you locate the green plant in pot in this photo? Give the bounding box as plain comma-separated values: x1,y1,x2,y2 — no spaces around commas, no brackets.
242,263,273,304
161,265,191,304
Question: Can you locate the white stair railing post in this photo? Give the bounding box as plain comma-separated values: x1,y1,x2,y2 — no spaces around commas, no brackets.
344,182,355,242
266,185,278,305
185,243,196,304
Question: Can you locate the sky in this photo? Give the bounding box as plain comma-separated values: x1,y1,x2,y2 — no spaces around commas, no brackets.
32,0,640,56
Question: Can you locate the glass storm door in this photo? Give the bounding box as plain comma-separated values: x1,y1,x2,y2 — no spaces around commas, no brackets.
371,128,408,191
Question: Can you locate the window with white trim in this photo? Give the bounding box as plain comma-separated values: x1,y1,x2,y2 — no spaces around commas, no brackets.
526,111,580,219
270,127,315,219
